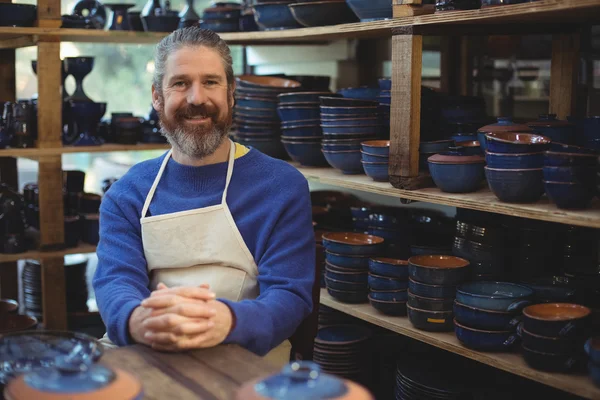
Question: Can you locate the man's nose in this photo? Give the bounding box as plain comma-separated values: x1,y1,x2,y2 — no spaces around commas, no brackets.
187,81,208,105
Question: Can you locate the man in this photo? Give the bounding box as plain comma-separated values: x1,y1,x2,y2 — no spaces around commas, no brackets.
93,27,315,364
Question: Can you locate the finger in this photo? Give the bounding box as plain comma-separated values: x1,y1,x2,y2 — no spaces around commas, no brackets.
176,333,216,350
172,320,215,336
143,313,189,331
145,331,179,345
149,303,217,319
199,283,210,289
150,286,216,301
156,282,169,290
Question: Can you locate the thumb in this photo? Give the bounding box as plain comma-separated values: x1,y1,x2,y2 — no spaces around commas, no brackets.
156,282,169,290
199,284,210,289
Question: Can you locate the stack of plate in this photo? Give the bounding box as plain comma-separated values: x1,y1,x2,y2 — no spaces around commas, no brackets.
313,324,371,382
318,304,355,327
22,254,89,318
395,359,468,400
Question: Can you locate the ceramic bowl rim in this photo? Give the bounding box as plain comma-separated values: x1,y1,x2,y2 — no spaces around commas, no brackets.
0,298,18,313
361,140,390,147
282,118,320,125
322,149,362,154
453,318,513,334
323,232,384,246
370,257,408,266
408,291,453,302
408,277,455,289
485,132,551,145
325,250,372,258
278,91,332,97
543,180,591,186
320,106,378,110
0,314,38,332
453,300,513,315
236,96,278,102
408,255,470,269
281,138,322,143
368,272,404,281
545,151,598,158
406,304,453,315
523,302,591,321
360,150,388,157
521,326,570,341
289,0,351,7
368,295,408,304
485,150,544,157
456,281,534,299
361,161,388,165
278,105,321,110
324,276,366,286
325,262,368,274
281,124,320,129
484,166,543,172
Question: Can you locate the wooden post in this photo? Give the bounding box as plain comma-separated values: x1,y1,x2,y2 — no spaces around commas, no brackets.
460,37,474,97
440,37,461,95
549,32,580,120
36,0,62,28
41,257,67,329
389,28,430,190
37,41,63,149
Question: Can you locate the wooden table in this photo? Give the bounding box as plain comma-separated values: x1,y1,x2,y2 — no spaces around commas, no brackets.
102,344,280,400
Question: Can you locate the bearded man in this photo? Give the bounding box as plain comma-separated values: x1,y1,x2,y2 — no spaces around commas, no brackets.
93,27,315,366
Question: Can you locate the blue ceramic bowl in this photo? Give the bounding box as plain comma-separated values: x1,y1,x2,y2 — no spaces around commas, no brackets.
322,150,364,174
378,78,391,90
410,245,453,257
453,301,521,331
367,227,408,243
542,166,596,183
142,14,181,32
346,0,391,21
428,161,485,193
288,1,358,27
368,258,408,279
325,263,368,283
544,151,599,167
452,134,479,143
325,251,370,269
528,115,575,145
409,278,456,299
522,303,592,339
455,141,483,156
477,131,488,151
237,97,278,109
327,287,368,303
407,291,454,312
549,142,599,155
278,106,320,122
320,106,378,116
281,125,322,137
234,137,288,159
407,305,454,332
544,181,596,210
520,325,583,355
485,151,544,169
583,116,600,142
585,337,600,365
419,140,454,153
321,125,379,135
378,96,391,105
522,345,581,373
485,132,551,154
321,117,379,127
590,362,600,388
369,289,408,302
456,281,533,312
252,2,303,31
368,297,407,316
322,143,362,151
236,125,280,136
361,140,389,156
360,151,388,162
0,3,37,27
485,167,544,203
278,92,333,104
362,161,389,182
368,273,409,291
200,19,240,32
322,232,384,255
281,140,328,167
454,320,518,351
337,86,381,100
325,276,367,292
408,255,470,286
281,118,320,127
235,106,278,118
320,97,378,107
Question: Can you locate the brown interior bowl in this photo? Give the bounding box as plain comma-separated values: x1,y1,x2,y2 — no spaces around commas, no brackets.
236,75,301,88
361,140,390,147
485,132,551,145
0,299,18,314
0,314,38,333
456,140,480,148
523,303,591,321
323,232,384,246
408,255,470,269
371,257,408,266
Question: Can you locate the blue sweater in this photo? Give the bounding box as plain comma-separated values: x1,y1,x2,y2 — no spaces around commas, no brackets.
93,148,315,356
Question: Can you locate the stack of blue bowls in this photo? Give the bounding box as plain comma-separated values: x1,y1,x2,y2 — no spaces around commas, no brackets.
368,258,409,316
360,140,389,182
543,143,599,209
454,281,532,352
419,139,454,171
484,131,551,203
233,75,301,159
320,96,380,174
279,91,331,166
377,79,391,139
407,255,470,332
322,232,384,304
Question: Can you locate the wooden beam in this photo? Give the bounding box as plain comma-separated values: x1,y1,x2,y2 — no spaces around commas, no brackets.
41,257,67,329
0,49,15,101
440,36,461,95
37,156,65,249
37,40,62,148
460,36,474,96
389,28,423,190
0,36,36,50
36,0,61,28
393,4,435,18
549,32,580,120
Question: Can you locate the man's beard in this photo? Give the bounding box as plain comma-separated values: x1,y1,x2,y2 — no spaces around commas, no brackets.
157,98,233,159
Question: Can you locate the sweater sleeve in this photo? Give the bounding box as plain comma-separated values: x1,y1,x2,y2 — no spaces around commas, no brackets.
219,177,315,356
93,190,151,346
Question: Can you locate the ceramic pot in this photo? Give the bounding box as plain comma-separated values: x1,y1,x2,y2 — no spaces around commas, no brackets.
106,3,136,30
179,0,200,27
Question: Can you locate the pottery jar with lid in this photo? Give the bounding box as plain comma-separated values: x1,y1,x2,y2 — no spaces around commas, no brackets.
527,114,575,145
428,152,486,193
236,361,373,400
477,117,532,151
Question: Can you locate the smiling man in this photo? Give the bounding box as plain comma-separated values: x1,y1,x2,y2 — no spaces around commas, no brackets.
93,27,315,365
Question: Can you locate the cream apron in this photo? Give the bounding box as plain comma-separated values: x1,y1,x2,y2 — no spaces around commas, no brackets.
100,141,291,366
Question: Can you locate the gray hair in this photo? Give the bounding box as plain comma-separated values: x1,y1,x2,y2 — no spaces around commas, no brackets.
153,27,234,95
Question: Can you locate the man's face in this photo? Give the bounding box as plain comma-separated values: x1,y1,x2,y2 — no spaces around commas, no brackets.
152,45,234,158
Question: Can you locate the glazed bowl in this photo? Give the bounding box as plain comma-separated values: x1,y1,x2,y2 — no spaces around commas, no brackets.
428,153,485,193
321,125,379,135
522,303,591,338
408,255,470,286
325,251,371,269
320,106,378,116
522,345,581,373
325,276,367,292
527,114,575,144
0,3,37,27
236,75,301,89
289,1,358,26
361,161,389,182
322,232,384,255
337,86,380,100
485,167,544,203
346,0,391,21
327,287,368,303
520,325,583,355
278,106,321,122
0,314,37,334
237,96,279,110
485,132,551,154
322,149,364,174
454,320,518,351
368,273,408,291
369,288,408,302
252,1,302,30
320,97,378,107
407,305,454,332
281,125,322,138
322,142,361,151
485,151,544,169
377,78,391,90
278,92,333,104
544,181,596,210
453,301,521,331
322,117,379,127
408,278,456,299
325,264,368,283
549,142,598,155
544,151,599,167
407,291,454,312
141,14,180,32
235,106,278,118
455,140,483,156
0,299,18,314
369,296,407,316
419,140,454,154
584,337,600,365
456,281,533,312
360,151,388,162
200,19,240,32
281,140,328,166
361,140,389,156
368,258,408,279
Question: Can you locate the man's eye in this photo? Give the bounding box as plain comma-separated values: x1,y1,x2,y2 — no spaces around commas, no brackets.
173,81,186,87
206,80,217,85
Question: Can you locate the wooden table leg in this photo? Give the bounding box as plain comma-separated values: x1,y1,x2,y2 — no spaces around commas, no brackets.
549,32,581,119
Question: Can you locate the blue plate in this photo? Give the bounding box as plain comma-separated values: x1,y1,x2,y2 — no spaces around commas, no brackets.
315,325,371,345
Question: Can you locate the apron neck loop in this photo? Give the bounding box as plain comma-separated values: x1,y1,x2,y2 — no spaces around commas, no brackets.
221,139,236,205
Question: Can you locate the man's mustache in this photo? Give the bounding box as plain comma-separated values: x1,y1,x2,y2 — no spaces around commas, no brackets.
175,105,217,119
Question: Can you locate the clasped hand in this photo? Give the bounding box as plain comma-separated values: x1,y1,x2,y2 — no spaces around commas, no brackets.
129,283,234,352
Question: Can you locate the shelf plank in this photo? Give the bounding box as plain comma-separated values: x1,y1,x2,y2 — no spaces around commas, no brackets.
1,0,600,45
296,165,600,228
0,243,97,263
320,289,600,400
0,143,170,157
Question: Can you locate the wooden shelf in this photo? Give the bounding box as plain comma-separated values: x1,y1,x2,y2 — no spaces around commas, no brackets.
1,0,599,47
0,143,170,158
320,289,600,400
295,165,600,229
0,243,97,263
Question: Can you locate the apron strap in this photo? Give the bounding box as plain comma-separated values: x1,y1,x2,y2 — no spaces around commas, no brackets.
141,149,173,219
221,139,236,205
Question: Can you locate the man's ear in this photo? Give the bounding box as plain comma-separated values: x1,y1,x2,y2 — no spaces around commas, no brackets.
151,84,161,111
